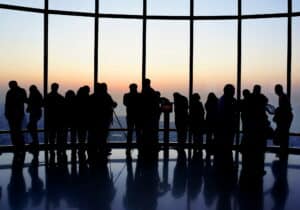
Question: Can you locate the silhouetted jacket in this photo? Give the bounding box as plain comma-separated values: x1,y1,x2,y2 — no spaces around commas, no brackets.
5,87,27,120
89,92,117,126
273,94,293,126
174,95,189,127
218,95,238,131
190,100,205,131
123,92,141,118
27,91,43,119
45,92,65,126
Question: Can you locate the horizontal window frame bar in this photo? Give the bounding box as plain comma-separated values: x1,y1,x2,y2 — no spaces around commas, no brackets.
1,4,300,19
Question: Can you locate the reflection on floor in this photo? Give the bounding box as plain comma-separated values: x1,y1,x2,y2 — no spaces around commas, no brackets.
0,149,300,210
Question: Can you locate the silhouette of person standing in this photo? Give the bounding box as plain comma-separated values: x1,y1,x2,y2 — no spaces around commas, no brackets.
240,89,251,155
27,85,43,148
5,80,27,150
204,92,218,158
45,83,65,152
216,84,238,154
140,79,160,151
190,93,205,152
89,83,117,161
173,92,188,146
273,84,293,160
76,86,90,157
241,85,269,180
123,83,141,150
63,90,77,145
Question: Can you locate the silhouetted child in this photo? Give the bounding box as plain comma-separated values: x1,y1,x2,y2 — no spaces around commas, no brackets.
173,92,188,146
5,80,27,150
190,93,205,152
27,85,43,148
273,84,293,160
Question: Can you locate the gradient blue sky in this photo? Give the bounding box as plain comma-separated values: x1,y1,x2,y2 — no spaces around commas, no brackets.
0,1,300,132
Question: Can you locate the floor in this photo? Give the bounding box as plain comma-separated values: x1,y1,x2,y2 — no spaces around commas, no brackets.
0,149,300,210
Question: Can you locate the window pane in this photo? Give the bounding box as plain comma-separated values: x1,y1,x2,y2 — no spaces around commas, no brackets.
49,15,94,94
49,0,94,12
100,0,142,15
147,20,189,128
294,0,300,12
195,0,237,15
242,19,287,129
147,0,189,16
242,0,287,14
0,10,43,138
0,0,43,8
194,21,237,98
99,19,142,126
291,18,300,134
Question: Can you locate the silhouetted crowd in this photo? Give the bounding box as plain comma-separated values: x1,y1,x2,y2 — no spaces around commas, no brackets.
4,79,293,166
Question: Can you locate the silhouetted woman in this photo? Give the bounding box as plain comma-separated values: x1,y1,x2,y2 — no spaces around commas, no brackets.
63,90,77,145
204,92,218,158
27,85,43,147
190,93,205,152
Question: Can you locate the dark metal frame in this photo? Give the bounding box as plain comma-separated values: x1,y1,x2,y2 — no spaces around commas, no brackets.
0,0,299,138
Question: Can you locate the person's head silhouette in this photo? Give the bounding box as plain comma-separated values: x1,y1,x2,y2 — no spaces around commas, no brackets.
144,78,151,89
253,84,261,95
51,83,59,93
275,84,284,96
129,83,137,93
242,89,251,99
8,80,18,90
223,84,235,97
29,85,38,93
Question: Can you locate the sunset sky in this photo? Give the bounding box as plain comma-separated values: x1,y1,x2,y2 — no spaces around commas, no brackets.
0,0,300,132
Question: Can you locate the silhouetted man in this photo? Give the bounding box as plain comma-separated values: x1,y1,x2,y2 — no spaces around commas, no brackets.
241,85,269,180
123,83,141,150
76,85,90,158
173,92,188,145
273,84,293,160
216,84,238,153
89,83,117,161
45,83,65,152
5,80,27,149
140,79,160,150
